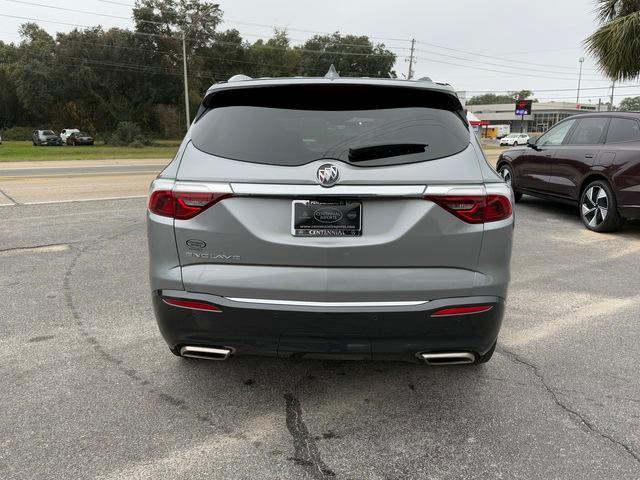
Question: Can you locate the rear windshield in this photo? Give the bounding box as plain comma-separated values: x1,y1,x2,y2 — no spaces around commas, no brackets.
191,85,469,167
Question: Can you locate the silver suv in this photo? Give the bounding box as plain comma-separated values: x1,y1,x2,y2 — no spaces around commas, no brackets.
147,75,514,365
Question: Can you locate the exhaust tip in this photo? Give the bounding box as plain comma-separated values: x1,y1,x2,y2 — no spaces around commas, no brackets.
180,346,232,361
419,352,475,365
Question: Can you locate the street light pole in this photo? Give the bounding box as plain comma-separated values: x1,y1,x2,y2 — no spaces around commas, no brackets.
182,32,190,131
576,57,584,104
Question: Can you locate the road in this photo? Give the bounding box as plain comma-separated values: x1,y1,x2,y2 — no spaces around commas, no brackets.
1,184,640,478
0,159,167,205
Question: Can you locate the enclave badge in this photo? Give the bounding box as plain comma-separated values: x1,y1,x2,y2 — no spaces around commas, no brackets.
316,164,340,187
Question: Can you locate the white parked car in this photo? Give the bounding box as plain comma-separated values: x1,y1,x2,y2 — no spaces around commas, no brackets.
60,128,80,145
500,133,530,146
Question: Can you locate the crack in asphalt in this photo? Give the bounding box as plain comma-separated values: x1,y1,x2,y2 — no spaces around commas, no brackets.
61,222,234,435
284,393,335,479
0,188,19,205
498,346,640,464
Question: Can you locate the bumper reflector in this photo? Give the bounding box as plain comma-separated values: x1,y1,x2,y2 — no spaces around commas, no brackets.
162,298,221,312
431,305,493,317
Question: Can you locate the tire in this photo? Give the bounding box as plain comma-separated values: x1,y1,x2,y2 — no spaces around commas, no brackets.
475,341,496,364
498,163,523,202
580,180,624,232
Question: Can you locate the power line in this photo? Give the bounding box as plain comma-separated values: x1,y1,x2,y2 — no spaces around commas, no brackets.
413,46,603,78
92,0,414,43
463,84,640,93
4,0,162,24
44,0,605,75
95,0,132,6
415,39,600,72
0,8,613,83
413,54,610,82
0,12,403,59
4,0,413,52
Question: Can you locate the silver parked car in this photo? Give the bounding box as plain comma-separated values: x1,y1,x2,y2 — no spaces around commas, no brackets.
147,74,514,365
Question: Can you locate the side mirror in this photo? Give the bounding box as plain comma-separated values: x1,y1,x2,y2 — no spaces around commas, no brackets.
527,139,539,150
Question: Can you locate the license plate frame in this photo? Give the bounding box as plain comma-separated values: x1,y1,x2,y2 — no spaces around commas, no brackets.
291,200,362,237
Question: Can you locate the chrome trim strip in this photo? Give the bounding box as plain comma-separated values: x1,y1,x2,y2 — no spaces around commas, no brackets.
149,178,175,193
230,183,426,197
424,185,485,196
226,297,429,307
173,181,233,193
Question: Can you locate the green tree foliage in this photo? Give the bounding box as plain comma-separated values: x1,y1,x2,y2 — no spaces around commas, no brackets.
1,1,397,137
618,96,640,110
585,0,640,81
297,33,396,77
467,90,536,105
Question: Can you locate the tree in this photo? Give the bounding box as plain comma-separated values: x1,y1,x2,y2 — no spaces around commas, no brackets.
618,96,640,110
296,33,396,77
512,89,535,101
585,0,640,81
12,24,58,125
467,90,536,105
246,29,301,78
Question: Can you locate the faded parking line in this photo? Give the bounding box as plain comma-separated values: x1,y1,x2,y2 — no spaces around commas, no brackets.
0,244,70,256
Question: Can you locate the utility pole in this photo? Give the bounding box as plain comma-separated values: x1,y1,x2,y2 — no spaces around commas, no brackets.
576,57,584,104
609,80,616,111
407,39,416,80
182,32,190,131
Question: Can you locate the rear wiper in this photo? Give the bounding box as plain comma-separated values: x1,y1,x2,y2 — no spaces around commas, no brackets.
348,142,428,162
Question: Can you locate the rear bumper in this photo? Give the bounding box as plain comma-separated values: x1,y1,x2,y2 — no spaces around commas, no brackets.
152,290,505,363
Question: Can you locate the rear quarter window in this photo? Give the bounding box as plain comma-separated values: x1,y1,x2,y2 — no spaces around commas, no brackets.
606,117,640,143
190,85,469,167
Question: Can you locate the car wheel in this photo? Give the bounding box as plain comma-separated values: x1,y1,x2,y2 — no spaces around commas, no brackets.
498,164,522,202
580,180,624,232
474,341,496,364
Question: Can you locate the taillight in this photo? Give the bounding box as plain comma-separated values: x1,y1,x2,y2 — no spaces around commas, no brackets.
426,194,512,224
431,305,493,317
162,297,221,312
149,190,232,220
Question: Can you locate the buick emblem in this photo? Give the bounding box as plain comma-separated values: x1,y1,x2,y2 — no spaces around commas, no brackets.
316,164,340,187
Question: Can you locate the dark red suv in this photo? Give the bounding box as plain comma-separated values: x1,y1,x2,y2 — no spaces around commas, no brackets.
497,112,640,232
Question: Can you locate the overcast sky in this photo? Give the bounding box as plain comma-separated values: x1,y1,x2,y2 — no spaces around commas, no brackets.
1,0,638,105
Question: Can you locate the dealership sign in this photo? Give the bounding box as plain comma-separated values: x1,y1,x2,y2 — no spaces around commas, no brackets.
515,100,533,116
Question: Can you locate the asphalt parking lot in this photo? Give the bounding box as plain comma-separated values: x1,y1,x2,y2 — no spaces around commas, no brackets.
1,194,639,479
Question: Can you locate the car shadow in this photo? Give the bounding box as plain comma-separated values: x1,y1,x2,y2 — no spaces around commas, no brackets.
518,194,640,235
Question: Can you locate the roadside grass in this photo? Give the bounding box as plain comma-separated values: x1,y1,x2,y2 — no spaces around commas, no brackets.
0,140,180,162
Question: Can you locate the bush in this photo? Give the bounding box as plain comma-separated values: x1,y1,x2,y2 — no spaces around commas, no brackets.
128,139,144,148
106,121,153,146
1,126,34,141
